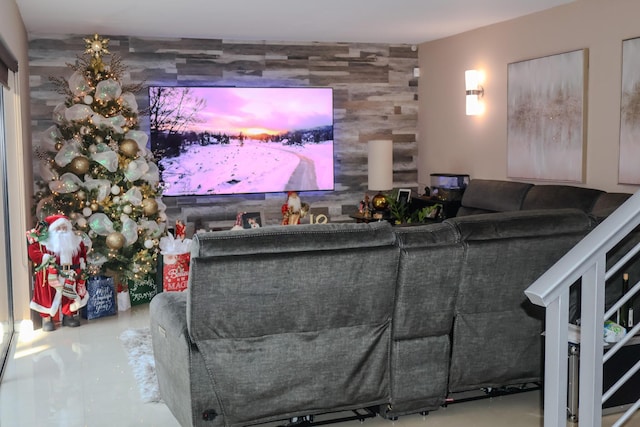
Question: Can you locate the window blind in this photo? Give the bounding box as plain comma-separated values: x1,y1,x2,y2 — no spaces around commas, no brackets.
0,38,18,88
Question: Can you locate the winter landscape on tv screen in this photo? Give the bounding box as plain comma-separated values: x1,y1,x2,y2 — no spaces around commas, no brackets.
148,86,335,196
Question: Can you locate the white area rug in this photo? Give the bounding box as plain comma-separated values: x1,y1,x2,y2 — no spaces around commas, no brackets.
119,327,163,403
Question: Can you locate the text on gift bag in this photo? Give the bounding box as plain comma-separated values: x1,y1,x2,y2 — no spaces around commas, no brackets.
163,253,190,292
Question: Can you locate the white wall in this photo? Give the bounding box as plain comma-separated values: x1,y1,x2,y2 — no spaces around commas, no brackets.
418,0,640,193
1,0,34,323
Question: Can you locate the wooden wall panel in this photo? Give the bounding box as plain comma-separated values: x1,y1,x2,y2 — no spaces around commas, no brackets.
28,34,418,229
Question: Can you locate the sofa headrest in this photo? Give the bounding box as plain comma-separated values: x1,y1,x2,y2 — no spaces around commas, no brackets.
447,209,595,241
393,222,460,248
191,221,396,258
591,192,632,220
521,185,603,213
459,179,533,214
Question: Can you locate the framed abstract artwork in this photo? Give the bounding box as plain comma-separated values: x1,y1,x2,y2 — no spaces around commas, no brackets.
507,49,588,182
619,37,640,184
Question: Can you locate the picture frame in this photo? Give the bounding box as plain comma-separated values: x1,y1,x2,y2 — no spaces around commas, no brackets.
619,37,640,184
507,49,588,182
397,188,412,205
241,211,263,229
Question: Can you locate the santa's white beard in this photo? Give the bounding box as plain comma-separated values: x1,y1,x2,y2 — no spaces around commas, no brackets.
46,229,81,266
288,196,302,213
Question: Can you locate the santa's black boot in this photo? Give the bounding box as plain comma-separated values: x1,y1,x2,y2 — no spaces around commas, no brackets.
62,314,80,327
42,317,55,332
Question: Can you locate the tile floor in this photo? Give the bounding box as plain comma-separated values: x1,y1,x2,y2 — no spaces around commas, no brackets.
0,304,635,427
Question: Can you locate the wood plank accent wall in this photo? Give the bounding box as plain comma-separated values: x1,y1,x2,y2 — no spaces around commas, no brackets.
28,34,418,229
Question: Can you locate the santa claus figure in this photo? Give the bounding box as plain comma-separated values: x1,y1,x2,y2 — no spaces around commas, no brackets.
27,214,89,332
281,191,310,225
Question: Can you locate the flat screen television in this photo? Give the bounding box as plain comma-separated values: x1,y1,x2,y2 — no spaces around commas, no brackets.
148,86,334,196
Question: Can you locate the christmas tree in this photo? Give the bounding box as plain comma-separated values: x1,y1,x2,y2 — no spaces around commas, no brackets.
34,34,166,286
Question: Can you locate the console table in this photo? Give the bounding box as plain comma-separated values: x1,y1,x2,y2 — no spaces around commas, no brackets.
349,212,389,223
410,196,461,219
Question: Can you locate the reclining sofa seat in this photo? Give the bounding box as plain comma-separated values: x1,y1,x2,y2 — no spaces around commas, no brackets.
378,222,464,418
445,209,596,392
457,179,637,323
150,222,400,427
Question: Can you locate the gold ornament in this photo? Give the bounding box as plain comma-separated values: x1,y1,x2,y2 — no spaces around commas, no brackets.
142,198,158,216
69,156,90,175
371,193,389,211
90,202,99,211
106,232,125,250
119,139,139,157
55,142,63,151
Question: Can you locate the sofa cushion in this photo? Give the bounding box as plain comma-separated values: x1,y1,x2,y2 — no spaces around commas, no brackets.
450,208,596,241
458,179,533,216
591,192,632,220
188,221,398,340
191,221,396,257
521,185,603,213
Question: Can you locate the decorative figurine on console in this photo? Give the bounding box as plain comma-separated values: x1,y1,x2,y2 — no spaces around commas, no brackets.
26,214,89,332
281,191,310,225
175,219,186,240
359,193,372,218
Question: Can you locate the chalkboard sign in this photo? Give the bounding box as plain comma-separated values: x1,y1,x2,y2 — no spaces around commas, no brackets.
83,275,117,320
128,276,159,306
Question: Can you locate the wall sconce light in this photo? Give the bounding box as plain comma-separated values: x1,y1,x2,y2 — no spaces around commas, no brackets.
465,70,484,116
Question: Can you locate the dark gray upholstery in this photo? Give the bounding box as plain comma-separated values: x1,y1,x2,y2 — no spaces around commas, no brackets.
592,192,632,221
446,209,595,392
521,185,603,212
457,179,533,216
152,222,400,427
149,180,632,426
379,223,463,418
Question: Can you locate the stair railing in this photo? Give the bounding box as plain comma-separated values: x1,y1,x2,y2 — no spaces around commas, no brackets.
525,190,640,427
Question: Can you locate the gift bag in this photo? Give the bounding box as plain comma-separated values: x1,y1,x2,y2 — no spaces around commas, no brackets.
117,291,131,311
83,275,117,320
115,282,131,311
159,233,192,292
127,276,159,306
163,253,190,292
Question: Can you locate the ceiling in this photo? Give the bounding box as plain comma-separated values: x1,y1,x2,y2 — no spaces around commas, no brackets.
15,0,575,45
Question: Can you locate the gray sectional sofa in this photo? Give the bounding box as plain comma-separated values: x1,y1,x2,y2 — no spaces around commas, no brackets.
150,179,632,427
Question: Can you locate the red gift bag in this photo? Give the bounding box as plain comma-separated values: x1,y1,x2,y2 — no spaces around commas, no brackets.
162,253,190,292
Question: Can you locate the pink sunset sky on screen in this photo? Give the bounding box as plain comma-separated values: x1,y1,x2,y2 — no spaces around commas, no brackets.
188,87,333,135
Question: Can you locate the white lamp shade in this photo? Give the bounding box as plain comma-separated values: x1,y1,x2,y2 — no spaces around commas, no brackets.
368,140,393,191
465,69,480,91
466,94,482,115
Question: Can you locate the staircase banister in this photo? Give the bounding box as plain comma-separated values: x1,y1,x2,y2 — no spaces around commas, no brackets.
525,190,640,308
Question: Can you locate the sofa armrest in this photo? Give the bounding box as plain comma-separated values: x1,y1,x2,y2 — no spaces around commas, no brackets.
150,291,188,339
151,292,228,427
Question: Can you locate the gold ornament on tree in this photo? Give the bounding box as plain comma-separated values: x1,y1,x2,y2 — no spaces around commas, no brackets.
106,231,125,250
69,156,90,175
119,139,139,157
141,198,158,215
